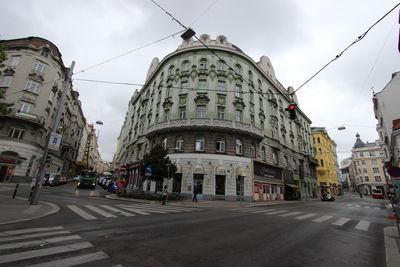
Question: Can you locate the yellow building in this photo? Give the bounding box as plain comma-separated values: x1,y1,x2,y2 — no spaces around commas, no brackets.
311,127,341,196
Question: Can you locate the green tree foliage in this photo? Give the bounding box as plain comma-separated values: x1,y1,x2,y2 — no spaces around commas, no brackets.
140,144,176,192
0,44,13,115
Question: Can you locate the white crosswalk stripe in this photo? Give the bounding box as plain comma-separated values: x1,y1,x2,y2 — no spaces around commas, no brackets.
354,220,370,231
332,217,351,226
312,215,333,223
279,211,302,217
100,205,135,217
85,205,117,218
0,226,110,266
0,187,12,191
264,210,288,215
364,206,370,209
67,205,97,220
295,213,316,220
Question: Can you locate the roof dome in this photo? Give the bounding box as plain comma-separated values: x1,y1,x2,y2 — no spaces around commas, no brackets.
354,133,365,148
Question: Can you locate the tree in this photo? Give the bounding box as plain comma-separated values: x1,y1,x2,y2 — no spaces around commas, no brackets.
140,144,176,193
0,44,13,115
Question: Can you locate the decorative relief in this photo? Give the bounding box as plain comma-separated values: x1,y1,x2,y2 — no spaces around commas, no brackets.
194,94,210,104
162,98,173,109
217,95,226,105
28,72,44,82
233,98,245,109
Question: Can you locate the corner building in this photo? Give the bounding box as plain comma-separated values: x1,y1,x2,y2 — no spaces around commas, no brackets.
115,34,317,201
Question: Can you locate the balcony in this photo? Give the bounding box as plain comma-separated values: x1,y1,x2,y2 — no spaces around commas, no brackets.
1,111,44,126
146,118,263,139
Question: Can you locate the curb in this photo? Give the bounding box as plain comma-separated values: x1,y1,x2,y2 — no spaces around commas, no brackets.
0,197,60,225
384,226,400,267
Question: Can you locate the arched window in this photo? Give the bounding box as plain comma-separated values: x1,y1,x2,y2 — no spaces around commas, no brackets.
258,79,262,89
248,70,253,81
235,139,243,155
216,137,225,153
199,58,208,70
283,156,288,167
182,61,190,71
168,65,175,76
234,64,242,75
218,60,225,71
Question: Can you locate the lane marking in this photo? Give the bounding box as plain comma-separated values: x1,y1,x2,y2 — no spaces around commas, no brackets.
85,205,117,218
67,205,97,220
0,230,71,243
100,205,135,217
117,207,151,215
364,206,370,209
279,211,302,217
264,210,288,215
346,204,353,207
332,217,351,226
0,226,64,237
355,204,361,208
119,204,199,212
354,220,370,231
26,251,109,267
0,241,93,264
0,235,81,250
295,213,316,220
252,209,277,214
312,215,333,223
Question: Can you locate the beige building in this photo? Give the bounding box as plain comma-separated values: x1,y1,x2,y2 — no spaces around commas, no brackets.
351,134,386,195
0,37,87,181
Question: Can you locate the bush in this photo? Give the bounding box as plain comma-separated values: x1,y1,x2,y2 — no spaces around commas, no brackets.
117,191,184,201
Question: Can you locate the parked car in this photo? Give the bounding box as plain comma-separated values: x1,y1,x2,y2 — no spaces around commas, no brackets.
44,173,61,186
321,193,335,201
372,189,384,199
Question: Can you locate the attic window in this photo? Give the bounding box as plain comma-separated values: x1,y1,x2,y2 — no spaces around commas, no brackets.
41,49,50,58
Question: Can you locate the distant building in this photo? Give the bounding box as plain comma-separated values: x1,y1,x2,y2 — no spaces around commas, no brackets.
351,134,386,195
340,157,353,191
311,127,341,196
114,34,318,201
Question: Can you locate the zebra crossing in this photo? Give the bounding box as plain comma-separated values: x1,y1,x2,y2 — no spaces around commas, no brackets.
66,203,203,220
231,208,375,231
0,226,118,266
0,187,12,192
338,202,385,210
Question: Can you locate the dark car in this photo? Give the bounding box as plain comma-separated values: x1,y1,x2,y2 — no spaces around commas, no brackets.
321,193,335,201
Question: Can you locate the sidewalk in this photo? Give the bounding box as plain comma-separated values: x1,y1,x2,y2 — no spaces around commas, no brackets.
0,195,59,225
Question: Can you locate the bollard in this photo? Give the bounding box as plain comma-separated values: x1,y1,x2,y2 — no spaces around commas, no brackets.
12,183,19,199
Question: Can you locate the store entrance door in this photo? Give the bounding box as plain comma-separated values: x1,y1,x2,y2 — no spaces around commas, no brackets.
193,174,204,199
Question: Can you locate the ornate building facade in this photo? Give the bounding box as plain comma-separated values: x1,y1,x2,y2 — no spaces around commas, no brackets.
114,34,317,201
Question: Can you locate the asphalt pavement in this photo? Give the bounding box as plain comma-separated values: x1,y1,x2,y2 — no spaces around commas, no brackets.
0,182,399,266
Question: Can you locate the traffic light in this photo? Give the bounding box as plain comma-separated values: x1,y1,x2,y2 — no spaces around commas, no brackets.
45,155,51,163
286,104,297,120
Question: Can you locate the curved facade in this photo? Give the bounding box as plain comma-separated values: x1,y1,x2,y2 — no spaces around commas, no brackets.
115,34,317,201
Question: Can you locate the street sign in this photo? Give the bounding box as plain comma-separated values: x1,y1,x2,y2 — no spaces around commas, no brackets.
48,133,62,151
145,166,152,176
387,166,400,177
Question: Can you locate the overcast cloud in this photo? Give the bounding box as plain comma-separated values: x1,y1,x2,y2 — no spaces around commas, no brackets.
1,0,399,164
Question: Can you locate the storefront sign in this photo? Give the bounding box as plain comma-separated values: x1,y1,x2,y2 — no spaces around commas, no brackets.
0,157,17,165
254,161,282,181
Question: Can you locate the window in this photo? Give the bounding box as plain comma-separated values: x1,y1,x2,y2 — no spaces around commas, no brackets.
375,176,381,182
164,109,170,121
0,76,12,87
11,56,21,66
248,71,253,81
235,84,242,98
195,136,205,151
157,91,162,103
197,105,206,118
175,136,184,150
8,127,24,139
260,121,264,134
317,137,320,143
199,59,208,70
180,81,188,94
32,60,47,74
234,64,242,75
235,139,243,155
365,176,369,182
179,106,186,119
320,159,324,167
249,91,254,103
259,97,263,110
363,169,367,174
273,151,278,165
25,80,41,94
168,65,175,76
373,167,380,173
251,143,256,158
217,60,225,71
182,61,190,71
166,86,171,98
162,138,168,149
217,106,225,120
361,160,365,165
360,152,364,157
217,81,226,93
262,146,266,160
155,113,159,123
369,151,375,156
258,79,262,90
216,137,225,153
198,79,207,93
235,109,243,122
41,49,50,57
372,159,377,165
283,156,288,167
18,101,33,113
250,114,255,126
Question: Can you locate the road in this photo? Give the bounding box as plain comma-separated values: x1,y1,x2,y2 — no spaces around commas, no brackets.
0,183,392,267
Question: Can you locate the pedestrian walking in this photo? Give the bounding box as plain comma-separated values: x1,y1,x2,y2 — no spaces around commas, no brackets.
162,185,168,205
359,191,363,198
192,185,198,202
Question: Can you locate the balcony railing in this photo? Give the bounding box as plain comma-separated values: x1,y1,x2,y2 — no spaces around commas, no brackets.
146,118,263,138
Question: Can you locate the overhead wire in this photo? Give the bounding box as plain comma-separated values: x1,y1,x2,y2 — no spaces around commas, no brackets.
189,0,219,27
4,78,64,97
74,29,185,75
293,2,400,94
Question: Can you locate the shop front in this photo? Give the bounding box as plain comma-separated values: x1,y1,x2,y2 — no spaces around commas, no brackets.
0,152,18,182
127,162,140,191
253,160,283,201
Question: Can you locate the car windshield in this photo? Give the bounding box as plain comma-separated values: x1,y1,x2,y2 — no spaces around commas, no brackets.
81,171,97,177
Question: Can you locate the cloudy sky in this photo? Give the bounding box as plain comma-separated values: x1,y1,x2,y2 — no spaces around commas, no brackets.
2,0,399,164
